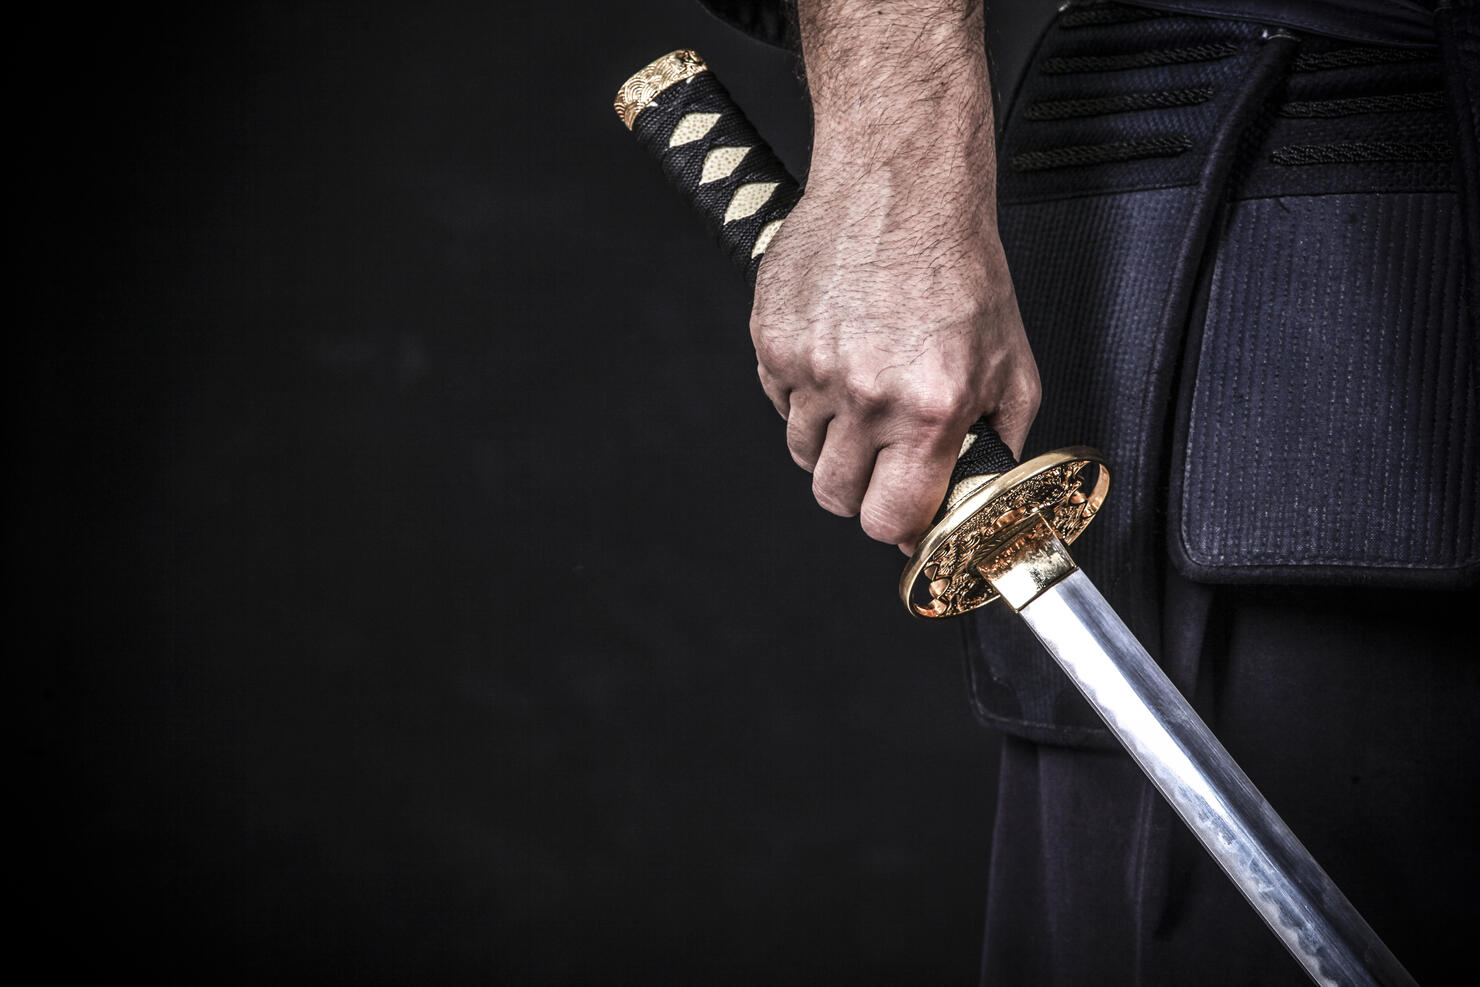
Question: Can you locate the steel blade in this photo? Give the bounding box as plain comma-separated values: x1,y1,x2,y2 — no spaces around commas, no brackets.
1018,571,1417,987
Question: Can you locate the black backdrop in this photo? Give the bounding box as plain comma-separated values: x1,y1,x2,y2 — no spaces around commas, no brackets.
18,2,1057,982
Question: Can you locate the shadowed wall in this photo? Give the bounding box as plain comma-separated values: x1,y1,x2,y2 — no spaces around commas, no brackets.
16,2,1057,982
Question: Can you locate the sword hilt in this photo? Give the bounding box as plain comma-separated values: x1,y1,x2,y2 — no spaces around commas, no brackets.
615,50,1109,618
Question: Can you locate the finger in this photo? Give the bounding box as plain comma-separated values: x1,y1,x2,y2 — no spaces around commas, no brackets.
756,363,789,420
858,435,959,548
784,395,829,473
986,395,1035,460
985,361,1042,459
810,417,877,518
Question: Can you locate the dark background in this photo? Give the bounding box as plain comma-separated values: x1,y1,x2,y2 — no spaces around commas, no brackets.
18,2,1056,982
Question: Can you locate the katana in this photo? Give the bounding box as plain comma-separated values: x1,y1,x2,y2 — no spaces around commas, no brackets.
614,50,1419,987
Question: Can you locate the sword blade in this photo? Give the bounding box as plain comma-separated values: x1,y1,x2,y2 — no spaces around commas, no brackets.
1018,571,1417,987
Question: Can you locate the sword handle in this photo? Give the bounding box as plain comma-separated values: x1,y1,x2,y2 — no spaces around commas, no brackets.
615,51,1107,618
615,50,798,287
614,52,1019,494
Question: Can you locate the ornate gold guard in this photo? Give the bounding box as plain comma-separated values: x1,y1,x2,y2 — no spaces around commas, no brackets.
900,448,1110,618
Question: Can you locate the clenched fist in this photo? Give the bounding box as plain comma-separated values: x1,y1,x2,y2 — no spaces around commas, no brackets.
755,0,1040,552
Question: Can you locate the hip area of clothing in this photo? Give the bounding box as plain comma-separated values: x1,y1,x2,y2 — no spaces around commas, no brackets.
965,0,1477,748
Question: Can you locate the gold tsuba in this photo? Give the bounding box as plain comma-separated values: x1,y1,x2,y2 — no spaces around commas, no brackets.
900,447,1110,619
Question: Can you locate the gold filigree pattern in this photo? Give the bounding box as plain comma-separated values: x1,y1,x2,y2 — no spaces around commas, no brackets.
614,49,709,130
973,513,1078,611
901,449,1110,619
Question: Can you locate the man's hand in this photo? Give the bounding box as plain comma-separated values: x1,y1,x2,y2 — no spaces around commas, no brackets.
753,0,1039,552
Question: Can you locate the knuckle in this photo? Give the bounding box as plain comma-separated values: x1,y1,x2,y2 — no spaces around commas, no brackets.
1025,384,1043,416
1016,369,1043,413
858,491,911,544
996,369,1043,431
859,501,914,545
842,370,889,411
802,343,836,382
904,387,965,428
812,476,858,518
752,331,786,370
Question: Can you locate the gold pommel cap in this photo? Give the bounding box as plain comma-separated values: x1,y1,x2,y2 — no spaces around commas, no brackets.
614,49,709,129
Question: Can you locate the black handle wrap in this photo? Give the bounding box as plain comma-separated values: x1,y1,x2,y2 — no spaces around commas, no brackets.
631,70,801,285
951,419,1019,487
625,56,1019,503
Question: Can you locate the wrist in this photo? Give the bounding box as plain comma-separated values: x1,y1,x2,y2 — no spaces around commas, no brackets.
800,1,985,120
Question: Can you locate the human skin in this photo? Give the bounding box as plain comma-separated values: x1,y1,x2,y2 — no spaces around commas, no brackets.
751,0,1040,552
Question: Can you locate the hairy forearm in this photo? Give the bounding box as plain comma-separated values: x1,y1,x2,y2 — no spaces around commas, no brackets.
799,0,996,212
